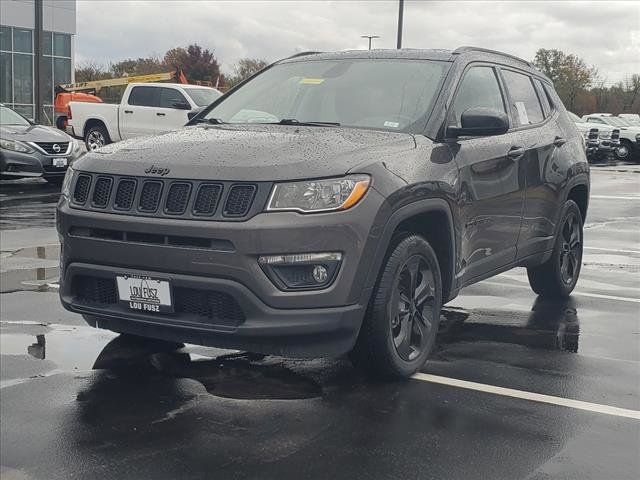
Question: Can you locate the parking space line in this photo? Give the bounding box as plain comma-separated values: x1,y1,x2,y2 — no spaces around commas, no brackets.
482,280,640,303
412,373,640,420
584,246,640,255
590,195,640,200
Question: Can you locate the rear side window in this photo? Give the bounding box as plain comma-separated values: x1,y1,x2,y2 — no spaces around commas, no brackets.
501,70,544,126
449,66,506,128
128,86,159,107
159,88,188,109
533,79,552,117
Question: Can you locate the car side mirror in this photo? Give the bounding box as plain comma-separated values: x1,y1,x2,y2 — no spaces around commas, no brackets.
173,101,191,110
448,107,509,138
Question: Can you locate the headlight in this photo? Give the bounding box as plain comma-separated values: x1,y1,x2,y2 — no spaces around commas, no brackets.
598,131,611,139
0,138,34,153
61,164,75,198
266,175,370,213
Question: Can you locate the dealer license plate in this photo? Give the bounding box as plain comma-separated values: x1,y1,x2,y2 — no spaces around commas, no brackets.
116,274,173,313
53,157,68,168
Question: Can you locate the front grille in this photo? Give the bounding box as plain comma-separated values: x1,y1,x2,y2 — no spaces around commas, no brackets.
35,142,69,155
92,177,113,208
71,173,263,221
71,275,245,325
73,175,92,204
193,184,222,216
139,181,163,212
114,179,136,210
224,185,256,217
165,182,191,215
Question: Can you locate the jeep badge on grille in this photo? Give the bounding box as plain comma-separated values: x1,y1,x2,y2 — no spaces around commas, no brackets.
144,165,171,176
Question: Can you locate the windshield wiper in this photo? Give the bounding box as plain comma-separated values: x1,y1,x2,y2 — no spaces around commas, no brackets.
194,117,226,125
277,119,341,127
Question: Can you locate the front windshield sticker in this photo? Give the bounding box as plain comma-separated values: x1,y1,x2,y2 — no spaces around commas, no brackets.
515,101,529,125
383,121,400,128
299,78,325,85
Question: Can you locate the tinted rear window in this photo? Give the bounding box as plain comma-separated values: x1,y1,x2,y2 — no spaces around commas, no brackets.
128,86,159,107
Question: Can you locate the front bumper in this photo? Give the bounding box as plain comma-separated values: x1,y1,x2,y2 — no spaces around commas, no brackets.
1,149,72,178
57,189,388,356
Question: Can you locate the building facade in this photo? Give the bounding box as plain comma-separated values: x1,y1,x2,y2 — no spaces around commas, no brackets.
1,0,76,123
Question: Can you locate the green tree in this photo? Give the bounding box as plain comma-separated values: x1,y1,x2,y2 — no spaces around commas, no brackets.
164,44,220,83
533,48,598,112
227,58,269,87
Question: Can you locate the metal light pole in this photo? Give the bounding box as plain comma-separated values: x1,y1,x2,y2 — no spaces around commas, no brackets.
397,0,404,49
34,0,44,123
361,35,380,50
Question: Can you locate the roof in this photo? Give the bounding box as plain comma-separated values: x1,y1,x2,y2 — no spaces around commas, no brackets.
279,46,549,82
126,82,216,89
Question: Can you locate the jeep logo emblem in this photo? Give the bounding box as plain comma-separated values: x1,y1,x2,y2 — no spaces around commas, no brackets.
144,165,171,176
52,144,61,153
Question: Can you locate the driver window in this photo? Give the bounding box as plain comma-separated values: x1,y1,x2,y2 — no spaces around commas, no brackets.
449,66,506,128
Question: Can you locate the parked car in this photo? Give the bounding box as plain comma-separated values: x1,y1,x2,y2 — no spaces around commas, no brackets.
581,114,640,160
567,112,620,161
67,83,222,151
1,104,82,183
58,47,589,379
618,113,640,126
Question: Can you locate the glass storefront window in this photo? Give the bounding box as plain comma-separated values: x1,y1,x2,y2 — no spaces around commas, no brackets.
0,26,11,51
42,31,52,56
0,52,11,103
13,28,32,53
54,57,71,86
53,33,71,57
13,54,33,104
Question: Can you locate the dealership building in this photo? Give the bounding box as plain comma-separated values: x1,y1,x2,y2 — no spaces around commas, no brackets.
1,0,76,123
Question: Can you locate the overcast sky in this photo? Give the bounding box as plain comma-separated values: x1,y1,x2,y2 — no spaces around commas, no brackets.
77,0,639,84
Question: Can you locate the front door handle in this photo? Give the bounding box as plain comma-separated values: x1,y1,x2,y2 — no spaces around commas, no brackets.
156,112,166,117
124,110,133,114
553,136,567,147
507,146,525,159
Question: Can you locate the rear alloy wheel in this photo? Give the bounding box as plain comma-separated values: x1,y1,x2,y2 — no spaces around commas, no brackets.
615,141,631,160
85,124,110,151
527,200,583,297
351,234,442,379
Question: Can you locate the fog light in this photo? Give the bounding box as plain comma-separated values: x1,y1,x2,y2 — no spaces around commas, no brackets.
258,252,342,290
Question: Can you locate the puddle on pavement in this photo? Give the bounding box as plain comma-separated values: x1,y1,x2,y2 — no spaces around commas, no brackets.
0,266,60,293
1,324,322,400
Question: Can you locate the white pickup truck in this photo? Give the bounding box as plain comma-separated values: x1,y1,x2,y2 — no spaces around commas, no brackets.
67,83,222,150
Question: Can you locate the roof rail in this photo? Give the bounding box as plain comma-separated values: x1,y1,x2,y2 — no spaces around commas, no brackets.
452,46,533,67
286,51,323,60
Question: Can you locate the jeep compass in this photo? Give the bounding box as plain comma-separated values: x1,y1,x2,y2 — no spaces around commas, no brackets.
57,47,590,378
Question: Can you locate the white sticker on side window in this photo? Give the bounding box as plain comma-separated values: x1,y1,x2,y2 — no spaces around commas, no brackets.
515,102,529,125
384,121,400,128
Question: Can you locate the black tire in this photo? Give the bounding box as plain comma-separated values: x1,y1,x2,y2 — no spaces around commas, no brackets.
350,234,442,379
615,139,633,161
85,123,111,151
527,200,583,298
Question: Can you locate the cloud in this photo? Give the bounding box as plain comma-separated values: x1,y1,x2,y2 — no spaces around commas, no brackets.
76,0,639,82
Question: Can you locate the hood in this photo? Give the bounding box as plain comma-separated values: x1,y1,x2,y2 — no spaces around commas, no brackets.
74,124,416,181
0,124,73,143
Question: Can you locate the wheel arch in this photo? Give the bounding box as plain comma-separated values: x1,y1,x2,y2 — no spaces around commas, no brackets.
365,198,457,304
566,181,589,223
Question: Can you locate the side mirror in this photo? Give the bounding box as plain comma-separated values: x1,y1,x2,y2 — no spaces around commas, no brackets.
173,101,191,110
448,107,509,138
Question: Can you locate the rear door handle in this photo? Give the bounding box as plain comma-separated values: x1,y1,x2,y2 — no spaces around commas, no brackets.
507,146,525,159
156,112,166,117
124,110,133,114
553,136,567,147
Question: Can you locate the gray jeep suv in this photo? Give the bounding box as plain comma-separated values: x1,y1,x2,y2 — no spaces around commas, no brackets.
57,47,590,378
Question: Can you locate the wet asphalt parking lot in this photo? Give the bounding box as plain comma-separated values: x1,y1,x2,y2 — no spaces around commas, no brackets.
1,163,639,480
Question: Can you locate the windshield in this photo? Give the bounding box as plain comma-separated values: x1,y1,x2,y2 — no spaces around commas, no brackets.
184,87,222,107
602,117,631,127
203,58,449,132
0,106,30,126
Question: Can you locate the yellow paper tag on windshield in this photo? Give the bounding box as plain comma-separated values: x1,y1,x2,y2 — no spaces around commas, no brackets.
299,78,325,85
